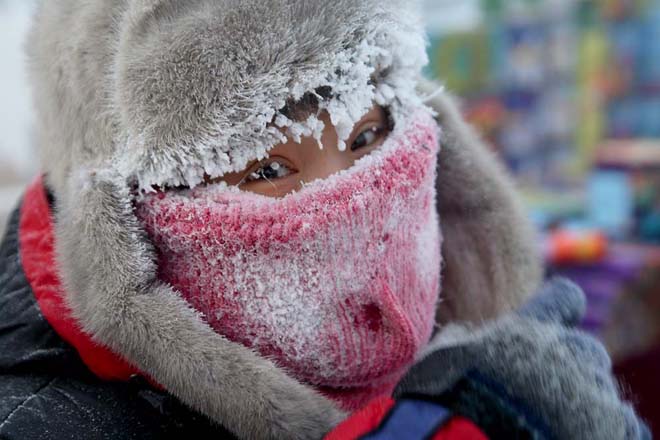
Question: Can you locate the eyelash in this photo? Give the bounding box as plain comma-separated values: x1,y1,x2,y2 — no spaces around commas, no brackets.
242,124,387,184
350,125,386,152
243,160,293,184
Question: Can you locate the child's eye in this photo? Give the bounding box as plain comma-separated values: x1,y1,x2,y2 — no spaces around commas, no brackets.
244,160,293,183
351,126,385,152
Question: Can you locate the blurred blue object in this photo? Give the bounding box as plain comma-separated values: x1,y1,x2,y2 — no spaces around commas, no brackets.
641,212,660,243
587,170,634,238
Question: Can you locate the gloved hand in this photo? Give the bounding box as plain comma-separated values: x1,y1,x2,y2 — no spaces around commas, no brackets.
395,278,650,440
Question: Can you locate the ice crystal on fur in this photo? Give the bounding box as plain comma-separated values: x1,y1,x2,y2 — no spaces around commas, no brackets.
118,6,430,192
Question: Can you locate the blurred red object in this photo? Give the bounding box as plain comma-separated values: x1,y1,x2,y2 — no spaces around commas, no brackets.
546,229,609,265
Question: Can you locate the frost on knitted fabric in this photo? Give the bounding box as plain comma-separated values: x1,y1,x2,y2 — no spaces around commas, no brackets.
118,6,430,192
135,111,442,410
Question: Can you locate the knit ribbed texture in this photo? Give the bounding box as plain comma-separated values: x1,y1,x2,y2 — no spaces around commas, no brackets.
136,111,442,410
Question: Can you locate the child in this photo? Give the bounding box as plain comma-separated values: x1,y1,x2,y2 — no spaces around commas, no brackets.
0,0,647,438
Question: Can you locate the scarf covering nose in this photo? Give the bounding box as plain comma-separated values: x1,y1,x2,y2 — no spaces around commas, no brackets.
136,110,442,410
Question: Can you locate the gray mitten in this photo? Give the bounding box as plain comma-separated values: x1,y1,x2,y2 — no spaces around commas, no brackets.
396,278,650,440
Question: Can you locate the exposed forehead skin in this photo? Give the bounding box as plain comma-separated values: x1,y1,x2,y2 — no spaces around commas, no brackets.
28,0,423,193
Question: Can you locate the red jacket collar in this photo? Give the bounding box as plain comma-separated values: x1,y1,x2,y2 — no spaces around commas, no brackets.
19,176,141,382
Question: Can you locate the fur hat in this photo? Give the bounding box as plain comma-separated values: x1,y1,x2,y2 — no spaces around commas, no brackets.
26,0,542,438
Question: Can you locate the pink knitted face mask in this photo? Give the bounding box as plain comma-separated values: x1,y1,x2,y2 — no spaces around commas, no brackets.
136,111,442,410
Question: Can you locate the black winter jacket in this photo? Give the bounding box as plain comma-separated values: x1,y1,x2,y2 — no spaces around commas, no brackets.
0,204,233,439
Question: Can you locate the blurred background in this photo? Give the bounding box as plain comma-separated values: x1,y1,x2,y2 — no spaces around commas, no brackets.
425,0,660,431
1,0,658,433
0,0,34,231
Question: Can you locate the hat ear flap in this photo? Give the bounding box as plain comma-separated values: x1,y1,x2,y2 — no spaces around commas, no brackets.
53,168,345,440
422,80,543,323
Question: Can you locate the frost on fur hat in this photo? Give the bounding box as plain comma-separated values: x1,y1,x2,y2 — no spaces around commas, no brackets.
116,0,429,191
29,0,430,193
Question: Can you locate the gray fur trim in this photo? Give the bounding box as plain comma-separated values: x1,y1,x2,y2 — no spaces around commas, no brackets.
55,169,346,439
411,280,644,440
28,0,423,192
422,80,542,323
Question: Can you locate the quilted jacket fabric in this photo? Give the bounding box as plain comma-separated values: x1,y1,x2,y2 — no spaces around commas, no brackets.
0,203,233,439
